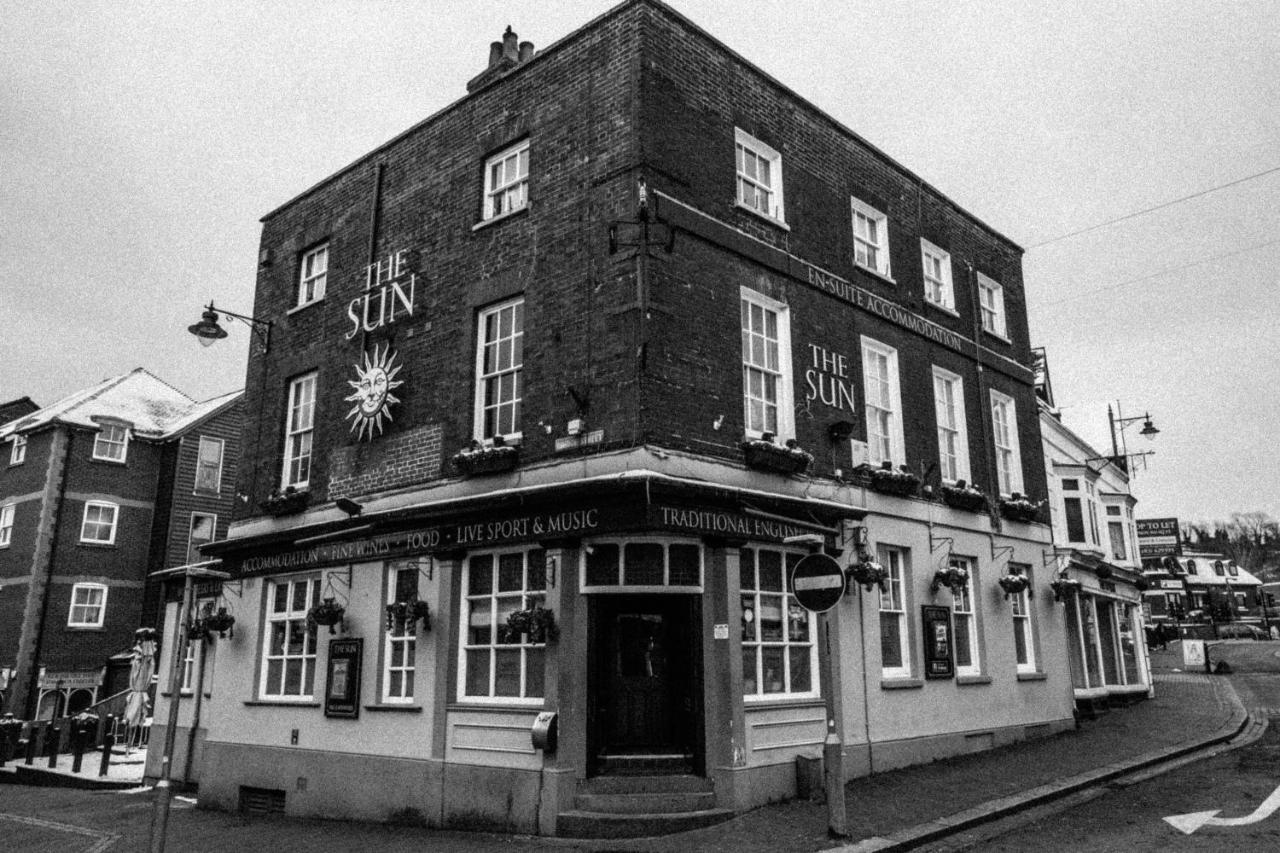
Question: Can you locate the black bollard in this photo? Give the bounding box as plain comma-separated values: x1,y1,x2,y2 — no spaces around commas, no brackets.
47,721,63,769
98,715,114,778
71,727,85,773
29,723,46,765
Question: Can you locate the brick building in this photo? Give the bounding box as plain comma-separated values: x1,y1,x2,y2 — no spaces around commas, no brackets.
168,0,1069,835
0,369,242,719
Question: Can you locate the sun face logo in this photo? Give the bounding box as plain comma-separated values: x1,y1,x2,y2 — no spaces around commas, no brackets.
344,343,404,440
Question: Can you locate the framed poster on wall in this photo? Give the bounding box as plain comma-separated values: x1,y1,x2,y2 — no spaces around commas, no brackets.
324,637,363,718
921,605,954,679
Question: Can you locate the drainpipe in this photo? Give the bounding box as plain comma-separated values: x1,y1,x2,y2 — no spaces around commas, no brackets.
21,428,72,719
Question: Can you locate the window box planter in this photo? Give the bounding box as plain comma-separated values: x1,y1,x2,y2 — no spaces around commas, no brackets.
261,487,309,516
997,573,1031,600
999,493,1044,523
740,435,813,476
846,559,889,593
503,605,559,644
932,565,970,596
385,596,431,633
940,482,987,513
1049,577,1082,602
307,598,346,635
453,440,519,476
867,462,919,498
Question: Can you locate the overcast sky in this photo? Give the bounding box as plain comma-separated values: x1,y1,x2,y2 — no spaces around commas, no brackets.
2,1,1277,525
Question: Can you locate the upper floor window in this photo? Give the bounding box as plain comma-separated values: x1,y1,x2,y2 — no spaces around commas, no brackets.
384,563,421,704
978,273,1007,339
878,546,911,679
932,367,970,484
989,390,1024,496
80,501,118,545
297,243,328,307
283,373,317,489
260,576,321,699
93,423,129,463
949,556,981,676
741,288,794,440
734,128,785,224
68,583,108,628
1105,505,1127,561
920,240,954,311
862,337,905,467
851,197,891,278
194,435,224,495
459,548,546,702
1061,478,1087,544
0,503,13,547
483,139,529,221
475,297,524,442
187,512,217,565
10,434,26,465
740,547,817,699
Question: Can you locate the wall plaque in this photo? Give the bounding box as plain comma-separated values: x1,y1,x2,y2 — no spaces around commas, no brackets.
324,638,363,718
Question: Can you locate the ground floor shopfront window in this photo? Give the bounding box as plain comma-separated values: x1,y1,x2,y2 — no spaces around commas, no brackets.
1066,591,1145,692
460,548,546,701
740,546,817,698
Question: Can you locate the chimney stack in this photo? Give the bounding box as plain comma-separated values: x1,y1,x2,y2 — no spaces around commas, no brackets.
488,41,503,69
467,26,536,94
518,41,535,63
502,26,519,63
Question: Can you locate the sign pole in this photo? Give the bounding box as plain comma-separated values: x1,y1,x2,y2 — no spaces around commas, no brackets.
819,610,847,838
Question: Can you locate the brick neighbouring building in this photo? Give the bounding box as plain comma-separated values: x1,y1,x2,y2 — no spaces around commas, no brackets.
172,0,1068,836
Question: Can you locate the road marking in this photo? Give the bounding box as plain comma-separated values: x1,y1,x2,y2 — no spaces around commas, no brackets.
0,812,119,852
1165,782,1280,834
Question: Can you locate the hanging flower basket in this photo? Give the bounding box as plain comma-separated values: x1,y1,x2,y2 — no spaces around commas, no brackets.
868,462,919,498
999,494,1044,524
453,438,520,476
1095,565,1114,580
186,619,210,642
385,596,431,633
931,565,970,596
261,486,310,516
1134,576,1150,592
504,605,559,644
307,598,346,635
846,559,890,593
997,573,1031,600
1049,577,1082,602
740,434,813,476
204,606,236,639
940,482,987,513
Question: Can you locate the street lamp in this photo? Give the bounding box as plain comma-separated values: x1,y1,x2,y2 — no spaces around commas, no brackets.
187,302,273,353
1105,402,1160,471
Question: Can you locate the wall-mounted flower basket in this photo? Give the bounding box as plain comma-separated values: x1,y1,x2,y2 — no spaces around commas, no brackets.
999,493,1044,524
504,605,559,644
940,482,987,513
1094,565,1113,580
868,462,919,498
453,439,520,476
846,559,890,593
1134,577,1150,592
203,607,236,639
386,596,432,633
931,565,970,596
997,574,1031,600
307,598,346,635
261,486,310,516
740,435,813,476
1049,577,1082,602
186,619,210,642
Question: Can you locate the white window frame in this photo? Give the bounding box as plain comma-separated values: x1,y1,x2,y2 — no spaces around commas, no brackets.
977,273,1007,339
259,575,321,700
68,583,108,628
482,139,530,221
950,556,981,677
734,128,786,224
580,540,704,592
920,239,955,312
10,434,26,465
932,367,971,485
740,287,795,441
383,563,420,704
79,501,118,545
92,423,129,463
861,336,906,467
282,372,317,490
297,243,328,307
458,547,547,704
989,390,1024,497
0,503,14,547
740,546,820,701
851,197,892,279
878,546,911,679
474,297,525,444
193,435,225,495
187,512,217,566
1010,567,1035,673
180,622,199,694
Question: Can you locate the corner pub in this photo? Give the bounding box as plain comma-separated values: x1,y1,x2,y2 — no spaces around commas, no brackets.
151,0,1072,837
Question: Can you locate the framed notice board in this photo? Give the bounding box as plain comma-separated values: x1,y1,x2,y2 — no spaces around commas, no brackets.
324,638,363,718
921,605,954,679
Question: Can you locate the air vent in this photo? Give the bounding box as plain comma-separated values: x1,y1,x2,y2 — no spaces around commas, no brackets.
239,786,286,815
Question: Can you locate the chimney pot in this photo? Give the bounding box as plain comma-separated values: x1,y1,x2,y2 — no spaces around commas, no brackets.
488,41,503,68
502,26,519,62
518,41,534,63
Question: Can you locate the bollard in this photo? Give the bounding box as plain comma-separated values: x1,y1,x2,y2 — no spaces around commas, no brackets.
71,712,97,774
29,723,46,765
47,721,63,769
99,714,115,778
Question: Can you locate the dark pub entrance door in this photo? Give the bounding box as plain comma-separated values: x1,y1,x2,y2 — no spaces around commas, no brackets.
588,593,701,775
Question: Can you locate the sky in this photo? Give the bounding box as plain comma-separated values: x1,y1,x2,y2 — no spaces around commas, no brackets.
2,1,1277,525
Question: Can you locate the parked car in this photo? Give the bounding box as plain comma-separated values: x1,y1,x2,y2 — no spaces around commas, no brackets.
1216,623,1271,641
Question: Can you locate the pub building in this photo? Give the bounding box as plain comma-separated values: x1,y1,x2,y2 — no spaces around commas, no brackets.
151,1,1073,836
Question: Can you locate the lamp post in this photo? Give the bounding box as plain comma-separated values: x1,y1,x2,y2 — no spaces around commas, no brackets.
147,560,230,853
1107,402,1160,467
187,302,273,353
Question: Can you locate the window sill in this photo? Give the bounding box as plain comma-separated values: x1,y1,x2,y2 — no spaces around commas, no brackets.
365,704,423,713
852,262,896,287
924,299,959,318
287,298,325,316
66,625,106,631
192,490,221,498
1016,671,1048,682
447,701,543,712
743,696,824,708
982,327,1011,345
956,675,992,686
78,541,117,548
90,457,128,466
880,677,923,690
473,204,530,232
734,201,790,231
243,700,321,708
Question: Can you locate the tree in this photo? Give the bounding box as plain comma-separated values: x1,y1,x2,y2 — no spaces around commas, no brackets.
1184,512,1280,581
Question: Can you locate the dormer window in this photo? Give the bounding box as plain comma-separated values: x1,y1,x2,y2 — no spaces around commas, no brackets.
93,423,129,463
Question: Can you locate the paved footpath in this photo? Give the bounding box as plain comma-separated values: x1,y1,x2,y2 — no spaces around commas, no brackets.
0,661,1247,852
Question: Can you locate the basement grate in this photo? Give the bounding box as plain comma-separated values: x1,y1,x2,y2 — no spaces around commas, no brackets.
239,786,286,816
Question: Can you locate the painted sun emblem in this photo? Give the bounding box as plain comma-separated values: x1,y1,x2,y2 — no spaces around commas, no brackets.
344,343,404,440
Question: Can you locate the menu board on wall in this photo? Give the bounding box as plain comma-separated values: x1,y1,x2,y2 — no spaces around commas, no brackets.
324,638,363,718
921,606,955,679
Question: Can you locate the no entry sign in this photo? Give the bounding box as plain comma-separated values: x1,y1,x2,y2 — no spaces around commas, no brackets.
790,553,846,612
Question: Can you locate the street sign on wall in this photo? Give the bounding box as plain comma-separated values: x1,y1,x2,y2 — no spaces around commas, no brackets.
1137,517,1181,558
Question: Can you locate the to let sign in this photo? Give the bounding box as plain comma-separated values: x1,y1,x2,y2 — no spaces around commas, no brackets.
790,553,846,613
